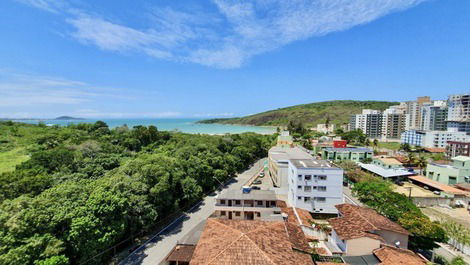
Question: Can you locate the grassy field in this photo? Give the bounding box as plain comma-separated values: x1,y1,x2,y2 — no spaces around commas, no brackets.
377,141,401,150
0,147,29,174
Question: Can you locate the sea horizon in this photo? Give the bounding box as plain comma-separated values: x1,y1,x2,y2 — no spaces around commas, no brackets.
10,118,276,135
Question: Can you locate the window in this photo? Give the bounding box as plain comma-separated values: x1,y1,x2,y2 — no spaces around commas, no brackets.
220,200,226,205
256,212,261,217
221,211,226,216
298,174,302,180
318,175,327,180
304,197,311,202
304,186,311,192
297,196,302,200
235,211,241,216
305,175,312,181
318,186,327,191
315,197,326,202
312,186,317,190
297,185,302,189
257,200,263,206
235,200,241,205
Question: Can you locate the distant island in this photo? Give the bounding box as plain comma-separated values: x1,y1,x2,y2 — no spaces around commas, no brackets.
54,116,85,120
198,100,398,127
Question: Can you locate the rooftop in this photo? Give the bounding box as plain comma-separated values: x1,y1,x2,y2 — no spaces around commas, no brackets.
453,156,470,162
375,157,402,166
359,163,414,178
373,245,427,265
165,244,196,263
323,147,373,152
290,159,337,169
269,146,313,161
217,189,278,201
189,218,313,265
408,175,468,195
329,204,409,241
423,147,446,153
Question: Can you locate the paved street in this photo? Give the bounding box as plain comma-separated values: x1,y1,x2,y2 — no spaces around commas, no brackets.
119,158,266,265
343,185,362,206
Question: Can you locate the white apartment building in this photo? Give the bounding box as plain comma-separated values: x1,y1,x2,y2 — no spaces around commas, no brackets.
421,100,448,131
268,146,313,190
404,96,431,130
350,108,407,139
401,128,470,148
287,159,343,215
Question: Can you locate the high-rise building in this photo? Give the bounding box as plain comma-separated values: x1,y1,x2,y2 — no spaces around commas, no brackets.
421,100,448,131
349,109,383,138
447,93,470,134
404,96,431,130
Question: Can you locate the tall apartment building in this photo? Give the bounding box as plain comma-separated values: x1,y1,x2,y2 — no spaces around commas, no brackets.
447,93,470,134
421,100,448,131
287,159,343,214
350,108,406,139
350,109,383,138
404,96,431,130
382,107,407,139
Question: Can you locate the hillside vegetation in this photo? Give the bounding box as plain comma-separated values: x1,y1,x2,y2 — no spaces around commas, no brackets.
0,121,274,264
199,100,398,127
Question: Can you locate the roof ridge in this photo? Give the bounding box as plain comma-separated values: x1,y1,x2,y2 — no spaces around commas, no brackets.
206,220,277,265
346,205,380,231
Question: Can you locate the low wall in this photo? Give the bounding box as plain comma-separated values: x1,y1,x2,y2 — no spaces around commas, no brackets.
411,196,469,208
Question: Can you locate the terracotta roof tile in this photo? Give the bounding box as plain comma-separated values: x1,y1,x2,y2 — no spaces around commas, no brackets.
409,175,468,195
190,218,313,265
165,244,196,262
329,204,409,241
374,245,428,265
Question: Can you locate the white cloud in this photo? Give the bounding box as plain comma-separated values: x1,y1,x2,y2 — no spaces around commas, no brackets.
0,71,117,106
18,0,428,68
14,0,66,13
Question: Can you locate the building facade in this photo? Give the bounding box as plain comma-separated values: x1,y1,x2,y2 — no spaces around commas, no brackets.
426,156,470,185
287,159,343,214
421,102,448,131
401,129,470,148
214,190,283,221
322,147,373,162
446,141,470,158
447,93,470,134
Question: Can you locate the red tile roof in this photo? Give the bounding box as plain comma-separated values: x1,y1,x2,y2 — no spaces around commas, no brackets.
165,244,196,262
424,147,446,153
374,245,428,265
409,175,468,195
189,218,313,265
329,204,409,241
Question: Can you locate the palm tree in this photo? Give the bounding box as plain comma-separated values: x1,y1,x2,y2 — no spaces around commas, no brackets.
416,156,427,175
373,139,379,149
407,152,416,166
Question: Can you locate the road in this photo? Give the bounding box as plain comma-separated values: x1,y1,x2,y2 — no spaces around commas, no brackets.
119,158,266,265
343,185,362,206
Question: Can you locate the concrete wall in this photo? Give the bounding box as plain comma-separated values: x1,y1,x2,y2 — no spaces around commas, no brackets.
411,196,469,208
345,237,381,256
375,230,408,249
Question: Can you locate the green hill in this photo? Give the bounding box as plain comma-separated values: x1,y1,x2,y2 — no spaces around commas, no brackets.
199,100,399,127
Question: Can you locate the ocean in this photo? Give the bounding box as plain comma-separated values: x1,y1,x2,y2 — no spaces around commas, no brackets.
13,118,276,135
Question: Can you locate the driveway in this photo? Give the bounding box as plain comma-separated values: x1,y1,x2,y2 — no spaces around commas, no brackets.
119,158,266,265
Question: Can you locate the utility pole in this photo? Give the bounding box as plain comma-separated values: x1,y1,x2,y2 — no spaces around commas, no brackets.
405,187,412,199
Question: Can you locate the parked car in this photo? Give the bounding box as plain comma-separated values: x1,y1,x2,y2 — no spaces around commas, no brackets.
395,181,404,186
433,191,441,195
253,180,262,185
251,186,261,190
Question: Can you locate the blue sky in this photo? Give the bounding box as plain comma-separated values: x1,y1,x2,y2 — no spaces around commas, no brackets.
0,0,469,118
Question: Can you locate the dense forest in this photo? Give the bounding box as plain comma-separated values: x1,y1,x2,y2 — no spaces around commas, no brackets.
0,121,274,265
198,100,398,127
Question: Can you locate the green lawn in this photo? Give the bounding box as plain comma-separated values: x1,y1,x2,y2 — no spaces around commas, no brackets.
377,142,401,151
0,148,29,174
